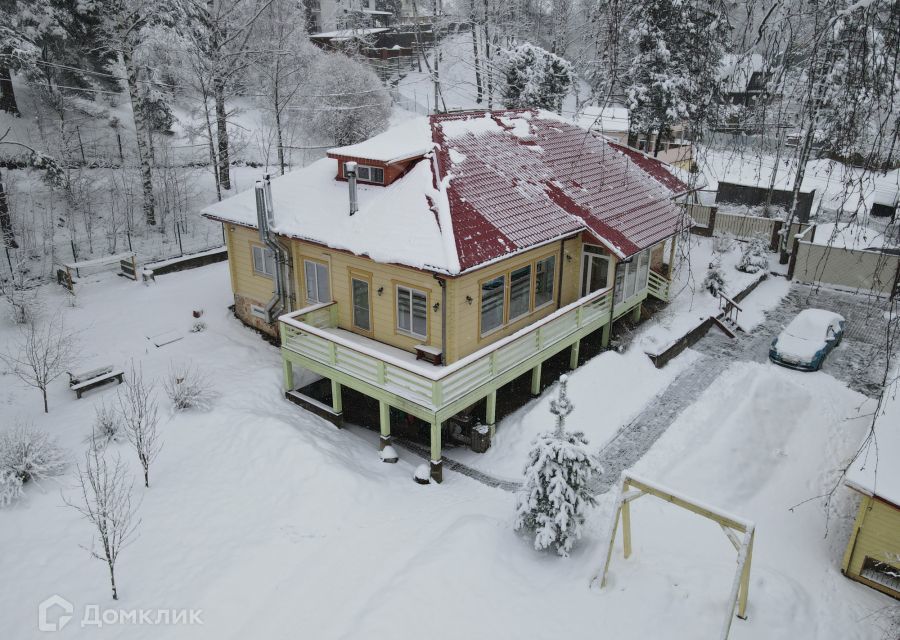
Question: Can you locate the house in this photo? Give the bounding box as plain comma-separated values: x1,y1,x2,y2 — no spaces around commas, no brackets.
576,106,630,145
202,109,690,482
842,383,900,599
630,122,694,170
719,53,778,108
307,0,394,34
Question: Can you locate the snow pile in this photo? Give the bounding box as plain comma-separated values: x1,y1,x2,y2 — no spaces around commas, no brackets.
811,222,898,251
438,113,505,140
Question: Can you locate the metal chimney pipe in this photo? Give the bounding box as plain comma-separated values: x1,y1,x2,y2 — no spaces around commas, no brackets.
344,161,358,216
254,181,268,243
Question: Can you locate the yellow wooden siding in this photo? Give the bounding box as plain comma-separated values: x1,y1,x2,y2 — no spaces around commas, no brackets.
288,238,443,356
225,225,278,304
844,496,900,583
448,238,586,363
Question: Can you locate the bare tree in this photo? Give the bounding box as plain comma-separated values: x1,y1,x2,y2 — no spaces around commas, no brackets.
0,315,77,412
65,446,140,600
117,364,161,488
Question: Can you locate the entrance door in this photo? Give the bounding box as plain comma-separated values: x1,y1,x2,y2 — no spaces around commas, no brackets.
581,245,610,297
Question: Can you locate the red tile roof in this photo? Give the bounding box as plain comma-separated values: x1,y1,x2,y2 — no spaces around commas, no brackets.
431,110,688,270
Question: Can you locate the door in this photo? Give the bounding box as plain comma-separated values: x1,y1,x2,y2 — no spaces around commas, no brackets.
581,246,610,297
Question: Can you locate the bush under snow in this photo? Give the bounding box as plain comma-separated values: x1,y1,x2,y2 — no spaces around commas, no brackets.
164,363,216,411
0,425,67,502
736,236,770,274
90,400,123,448
703,264,727,295
514,375,601,557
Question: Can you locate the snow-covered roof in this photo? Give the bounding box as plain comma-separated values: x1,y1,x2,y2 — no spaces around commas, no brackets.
575,105,630,134
328,117,433,163
203,109,688,274
719,53,767,93
203,157,458,273
846,372,900,506
310,28,389,39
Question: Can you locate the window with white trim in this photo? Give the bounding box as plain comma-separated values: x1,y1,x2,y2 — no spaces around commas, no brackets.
351,277,371,332
304,259,331,304
508,265,532,321
534,255,556,308
480,276,505,335
252,245,276,278
397,286,427,338
613,249,651,304
356,165,385,184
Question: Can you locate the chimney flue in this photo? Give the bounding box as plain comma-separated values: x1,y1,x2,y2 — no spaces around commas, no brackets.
344,161,358,216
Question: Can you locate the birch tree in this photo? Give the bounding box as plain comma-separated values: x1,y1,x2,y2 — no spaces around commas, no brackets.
65,446,140,600
117,364,161,488
0,315,77,413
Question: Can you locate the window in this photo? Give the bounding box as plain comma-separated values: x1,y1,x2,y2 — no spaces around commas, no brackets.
351,277,371,332
252,245,276,278
397,286,427,338
614,249,650,304
304,259,330,304
356,165,385,184
535,255,555,308
480,276,505,335
581,246,609,297
509,265,532,321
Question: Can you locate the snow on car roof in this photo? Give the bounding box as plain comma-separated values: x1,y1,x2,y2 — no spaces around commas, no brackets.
846,369,900,506
784,309,843,339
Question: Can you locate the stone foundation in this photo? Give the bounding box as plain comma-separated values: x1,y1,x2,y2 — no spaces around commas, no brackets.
233,293,279,340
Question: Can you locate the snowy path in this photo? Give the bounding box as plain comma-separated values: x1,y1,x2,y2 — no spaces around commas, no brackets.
595,280,890,493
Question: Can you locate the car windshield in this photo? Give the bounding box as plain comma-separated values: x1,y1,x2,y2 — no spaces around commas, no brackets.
784,310,838,341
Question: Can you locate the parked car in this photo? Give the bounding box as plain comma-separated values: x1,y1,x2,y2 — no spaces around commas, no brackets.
769,309,845,371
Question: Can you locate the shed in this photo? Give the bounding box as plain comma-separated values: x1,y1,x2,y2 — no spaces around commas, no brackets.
842,377,900,599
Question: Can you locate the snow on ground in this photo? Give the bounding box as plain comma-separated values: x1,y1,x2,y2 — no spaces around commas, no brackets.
811,222,899,251
638,234,784,356
449,347,700,482
0,264,894,639
698,147,900,221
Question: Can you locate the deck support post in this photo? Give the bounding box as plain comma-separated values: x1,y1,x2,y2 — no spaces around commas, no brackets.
485,389,497,437
331,380,343,415
430,419,443,483
530,363,542,396
379,401,391,450
601,323,611,348
569,339,580,370
282,357,293,392
631,303,641,323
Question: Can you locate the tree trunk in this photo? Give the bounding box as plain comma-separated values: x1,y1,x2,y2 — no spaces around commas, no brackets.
0,168,18,248
109,562,118,600
482,0,493,109
273,61,285,175
122,47,156,226
42,386,48,413
470,0,482,104
214,77,231,190
0,65,19,116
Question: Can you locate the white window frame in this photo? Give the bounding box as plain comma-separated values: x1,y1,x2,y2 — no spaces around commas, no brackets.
351,276,371,332
356,164,385,184
534,255,556,309
252,245,276,278
508,264,532,322
304,259,331,304
396,285,427,339
479,275,506,337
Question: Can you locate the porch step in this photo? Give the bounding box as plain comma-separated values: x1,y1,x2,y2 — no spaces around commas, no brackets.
712,314,739,338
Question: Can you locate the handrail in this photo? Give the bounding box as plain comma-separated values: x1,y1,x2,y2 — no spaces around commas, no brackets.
279,286,614,383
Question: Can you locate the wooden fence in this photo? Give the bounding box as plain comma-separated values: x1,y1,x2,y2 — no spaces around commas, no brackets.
685,203,809,250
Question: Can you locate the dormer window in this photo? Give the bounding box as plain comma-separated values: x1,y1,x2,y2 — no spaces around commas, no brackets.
356,165,384,184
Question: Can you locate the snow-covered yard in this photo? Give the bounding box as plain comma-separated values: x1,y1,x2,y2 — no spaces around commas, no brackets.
0,263,895,639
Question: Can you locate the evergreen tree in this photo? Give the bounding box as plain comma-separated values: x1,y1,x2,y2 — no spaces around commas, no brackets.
501,43,573,113
624,0,728,154
515,375,601,557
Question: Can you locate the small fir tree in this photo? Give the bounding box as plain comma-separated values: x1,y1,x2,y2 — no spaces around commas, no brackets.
736,237,769,274
703,264,726,295
501,43,573,113
515,375,601,557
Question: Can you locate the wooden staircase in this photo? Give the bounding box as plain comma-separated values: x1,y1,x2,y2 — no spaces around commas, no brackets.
713,290,743,338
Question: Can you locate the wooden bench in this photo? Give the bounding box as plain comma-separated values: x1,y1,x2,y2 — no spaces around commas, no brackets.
68,366,124,399
415,344,443,365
